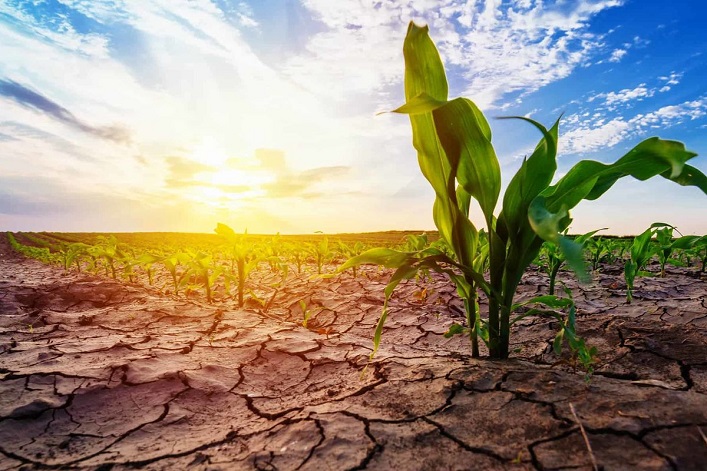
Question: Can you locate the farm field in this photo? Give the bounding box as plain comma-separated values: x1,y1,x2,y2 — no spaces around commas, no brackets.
3,3,707,470
1,230,705,470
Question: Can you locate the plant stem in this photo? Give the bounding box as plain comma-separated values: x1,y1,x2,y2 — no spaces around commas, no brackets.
487,297,501,358
549,262,561,295
464,296,479,358
237,259,245,307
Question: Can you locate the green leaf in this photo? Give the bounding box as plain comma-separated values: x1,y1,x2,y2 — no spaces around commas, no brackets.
663,164,707,190
432,97,501,224
403,21,449,198
672,235,700,250
400,21,480,269
511,295,574,312
391,92,447,115
336,248,410,272
371,308,389,359
500,117,559,241
444,323,465,338
528,197,568,244
403,23,448,103
558,235,589,283
529,138,705,277
574,228,607,245
553,329,565,355
537,138,704,220
370,263,420,358
215,222,237,240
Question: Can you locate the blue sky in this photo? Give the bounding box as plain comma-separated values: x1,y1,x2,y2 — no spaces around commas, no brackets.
0,0,705,235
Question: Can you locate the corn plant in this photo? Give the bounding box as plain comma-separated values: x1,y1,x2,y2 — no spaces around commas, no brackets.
584,237,613,271
263,234,284,272
185,251,221,303
401,233,429,252
135,253,161,285
624,223,671,303
215,223,258,307
688,236,707,273
339,22,707,360
287,242,308,274
540,229,605,295
654,225,700,277
311,236,333,275
299,299,321,329
87,235,121,279
60,243,90,272
161,251,195,296
509,287,596,375
337,241,367,277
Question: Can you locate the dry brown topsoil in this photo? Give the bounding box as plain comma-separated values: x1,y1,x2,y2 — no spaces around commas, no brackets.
1,237,706,470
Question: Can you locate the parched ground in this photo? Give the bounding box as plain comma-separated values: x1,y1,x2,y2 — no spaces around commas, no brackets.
1,237,706,470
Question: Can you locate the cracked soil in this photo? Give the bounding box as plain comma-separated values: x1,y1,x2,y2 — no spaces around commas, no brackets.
1,236,706,470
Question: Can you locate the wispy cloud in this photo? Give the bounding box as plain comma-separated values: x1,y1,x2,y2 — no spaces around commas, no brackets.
588,83,656,108
0,1,110,57
561,97,707,154
0,79,130,143
586,71,683,110
165,156,213,182
263,165,350,199
658,71,682,92
288,0,624,108
608,48,627,62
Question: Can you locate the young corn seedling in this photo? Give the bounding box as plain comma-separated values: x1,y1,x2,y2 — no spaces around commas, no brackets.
401,233,429,252
61,243,90,273
215,223,258,307
135,253,161,286
540,229,605,295
161,251,192,296
339,22,707,360
185,251,221,303
337,241,367,277
87,235,121,279
510,287,597,376
689,236,707,273
654,225,700,277
311,236,333,275
624,223,671,303
289,244,307,274
299,299,321,329
585,236,612,272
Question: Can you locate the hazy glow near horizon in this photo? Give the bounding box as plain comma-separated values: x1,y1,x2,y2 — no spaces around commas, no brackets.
0,0,705,235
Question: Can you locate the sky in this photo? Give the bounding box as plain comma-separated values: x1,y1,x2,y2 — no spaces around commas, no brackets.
0,0,705,236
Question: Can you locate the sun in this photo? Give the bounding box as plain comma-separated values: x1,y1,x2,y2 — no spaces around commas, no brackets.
191,137,229,167
184,137,276,209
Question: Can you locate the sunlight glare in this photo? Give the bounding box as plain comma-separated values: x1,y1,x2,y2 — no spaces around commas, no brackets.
191,137,230,167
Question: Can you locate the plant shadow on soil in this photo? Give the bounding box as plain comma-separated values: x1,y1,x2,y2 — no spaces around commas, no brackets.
1,236,706,470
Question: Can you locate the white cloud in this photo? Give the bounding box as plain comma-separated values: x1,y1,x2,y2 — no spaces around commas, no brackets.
586,73,682,110
608,48,627,62
657,71,682,92
286,0,624,108
0,2,110,57
602,84,654,106
560,97,707,154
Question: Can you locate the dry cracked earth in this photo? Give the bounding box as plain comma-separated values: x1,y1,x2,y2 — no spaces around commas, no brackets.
1,237,706,470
